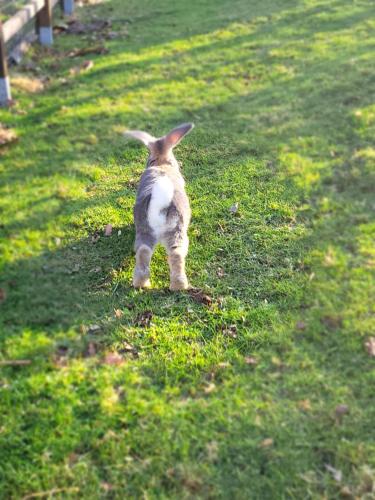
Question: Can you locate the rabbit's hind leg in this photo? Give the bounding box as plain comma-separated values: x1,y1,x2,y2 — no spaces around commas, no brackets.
133,244,153,288
167,237,189,291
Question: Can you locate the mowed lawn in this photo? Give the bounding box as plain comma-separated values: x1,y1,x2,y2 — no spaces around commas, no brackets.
0,0,374,497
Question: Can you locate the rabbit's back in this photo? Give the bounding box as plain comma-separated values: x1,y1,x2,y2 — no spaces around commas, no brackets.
134,165,190,246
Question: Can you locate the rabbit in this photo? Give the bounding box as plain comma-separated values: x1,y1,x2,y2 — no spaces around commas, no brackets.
125,123,194,291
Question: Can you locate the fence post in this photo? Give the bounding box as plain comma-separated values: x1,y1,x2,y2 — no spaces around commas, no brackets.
0,22,11,105
62,0,74,16
37,0,53,46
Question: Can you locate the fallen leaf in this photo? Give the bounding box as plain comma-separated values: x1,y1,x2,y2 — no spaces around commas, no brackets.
204,383,216,394
325,464,342,482
135,310,153,327
0,124,18,147
88,324,101,334
335,404,349,417
104,224,113,236
118,342,138,359
0,288,6,303
188,288,213,306
91,231,100,243
364,337,375,357
324,248,336,266
69,60,94,76
68,45,108,57
217,267,225,278
298,399,312,411
222,324,237,338
53,22,69,33
100,482,114,492
296,320,307,331
244,356,257,365
85,341,98,357
229,202,239,214
0,359,31,366
114,309,123,318
339,486,352,498
12,75,44,93
103,352,124,366
217,362,230,369
260,438,274,448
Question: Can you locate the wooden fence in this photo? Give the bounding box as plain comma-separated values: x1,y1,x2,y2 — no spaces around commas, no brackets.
0,0,74,104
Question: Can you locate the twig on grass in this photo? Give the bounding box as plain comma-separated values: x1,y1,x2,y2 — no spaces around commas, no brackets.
0,359,31,366
22,487,80,499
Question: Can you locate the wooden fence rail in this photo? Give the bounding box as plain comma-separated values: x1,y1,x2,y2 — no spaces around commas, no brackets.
0,0,74,104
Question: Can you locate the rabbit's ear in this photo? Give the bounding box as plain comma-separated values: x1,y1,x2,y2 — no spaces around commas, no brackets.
163,123,194,151
125,130,156,148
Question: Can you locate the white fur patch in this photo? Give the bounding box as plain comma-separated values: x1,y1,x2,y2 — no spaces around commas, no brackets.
148,176,175,238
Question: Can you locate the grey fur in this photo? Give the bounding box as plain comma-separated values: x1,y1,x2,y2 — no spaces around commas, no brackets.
125,123,194,290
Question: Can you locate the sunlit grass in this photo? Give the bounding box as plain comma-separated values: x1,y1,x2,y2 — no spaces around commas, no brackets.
0,0,374,497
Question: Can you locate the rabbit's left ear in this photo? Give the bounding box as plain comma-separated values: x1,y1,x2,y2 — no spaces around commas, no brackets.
125,130,156,148
163,123,194,151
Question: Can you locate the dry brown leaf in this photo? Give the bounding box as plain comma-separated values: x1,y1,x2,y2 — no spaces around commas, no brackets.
135,310,153,328
298,399,312,411
296,320,307,331
222,324,237,338
364,337,375,357
217,267,225,278
103,352,124,366
260,438,274,448
335,404,349,417
0,359,31,366
114,309,123,318
339,486,353,498
91,231,100,243
188,288,213,306
68,45,108,57
217,362,230,369
69,60,94,76
104,224,113,236
204,383,216,394
244,356,257,365
0,125,18,147
85,342,97,357
12,76,44,93
100,482,114,492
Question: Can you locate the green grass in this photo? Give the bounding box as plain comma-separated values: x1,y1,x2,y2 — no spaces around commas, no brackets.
1,0,375,497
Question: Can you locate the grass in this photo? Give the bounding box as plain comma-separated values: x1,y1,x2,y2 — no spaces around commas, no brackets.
0,0,374,497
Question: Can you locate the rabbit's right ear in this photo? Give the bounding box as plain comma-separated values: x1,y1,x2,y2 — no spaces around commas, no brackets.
124,130,156,149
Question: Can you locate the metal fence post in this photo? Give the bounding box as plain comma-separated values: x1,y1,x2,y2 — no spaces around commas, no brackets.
37,0,53,45
0,22,11,104
62,0,74,16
